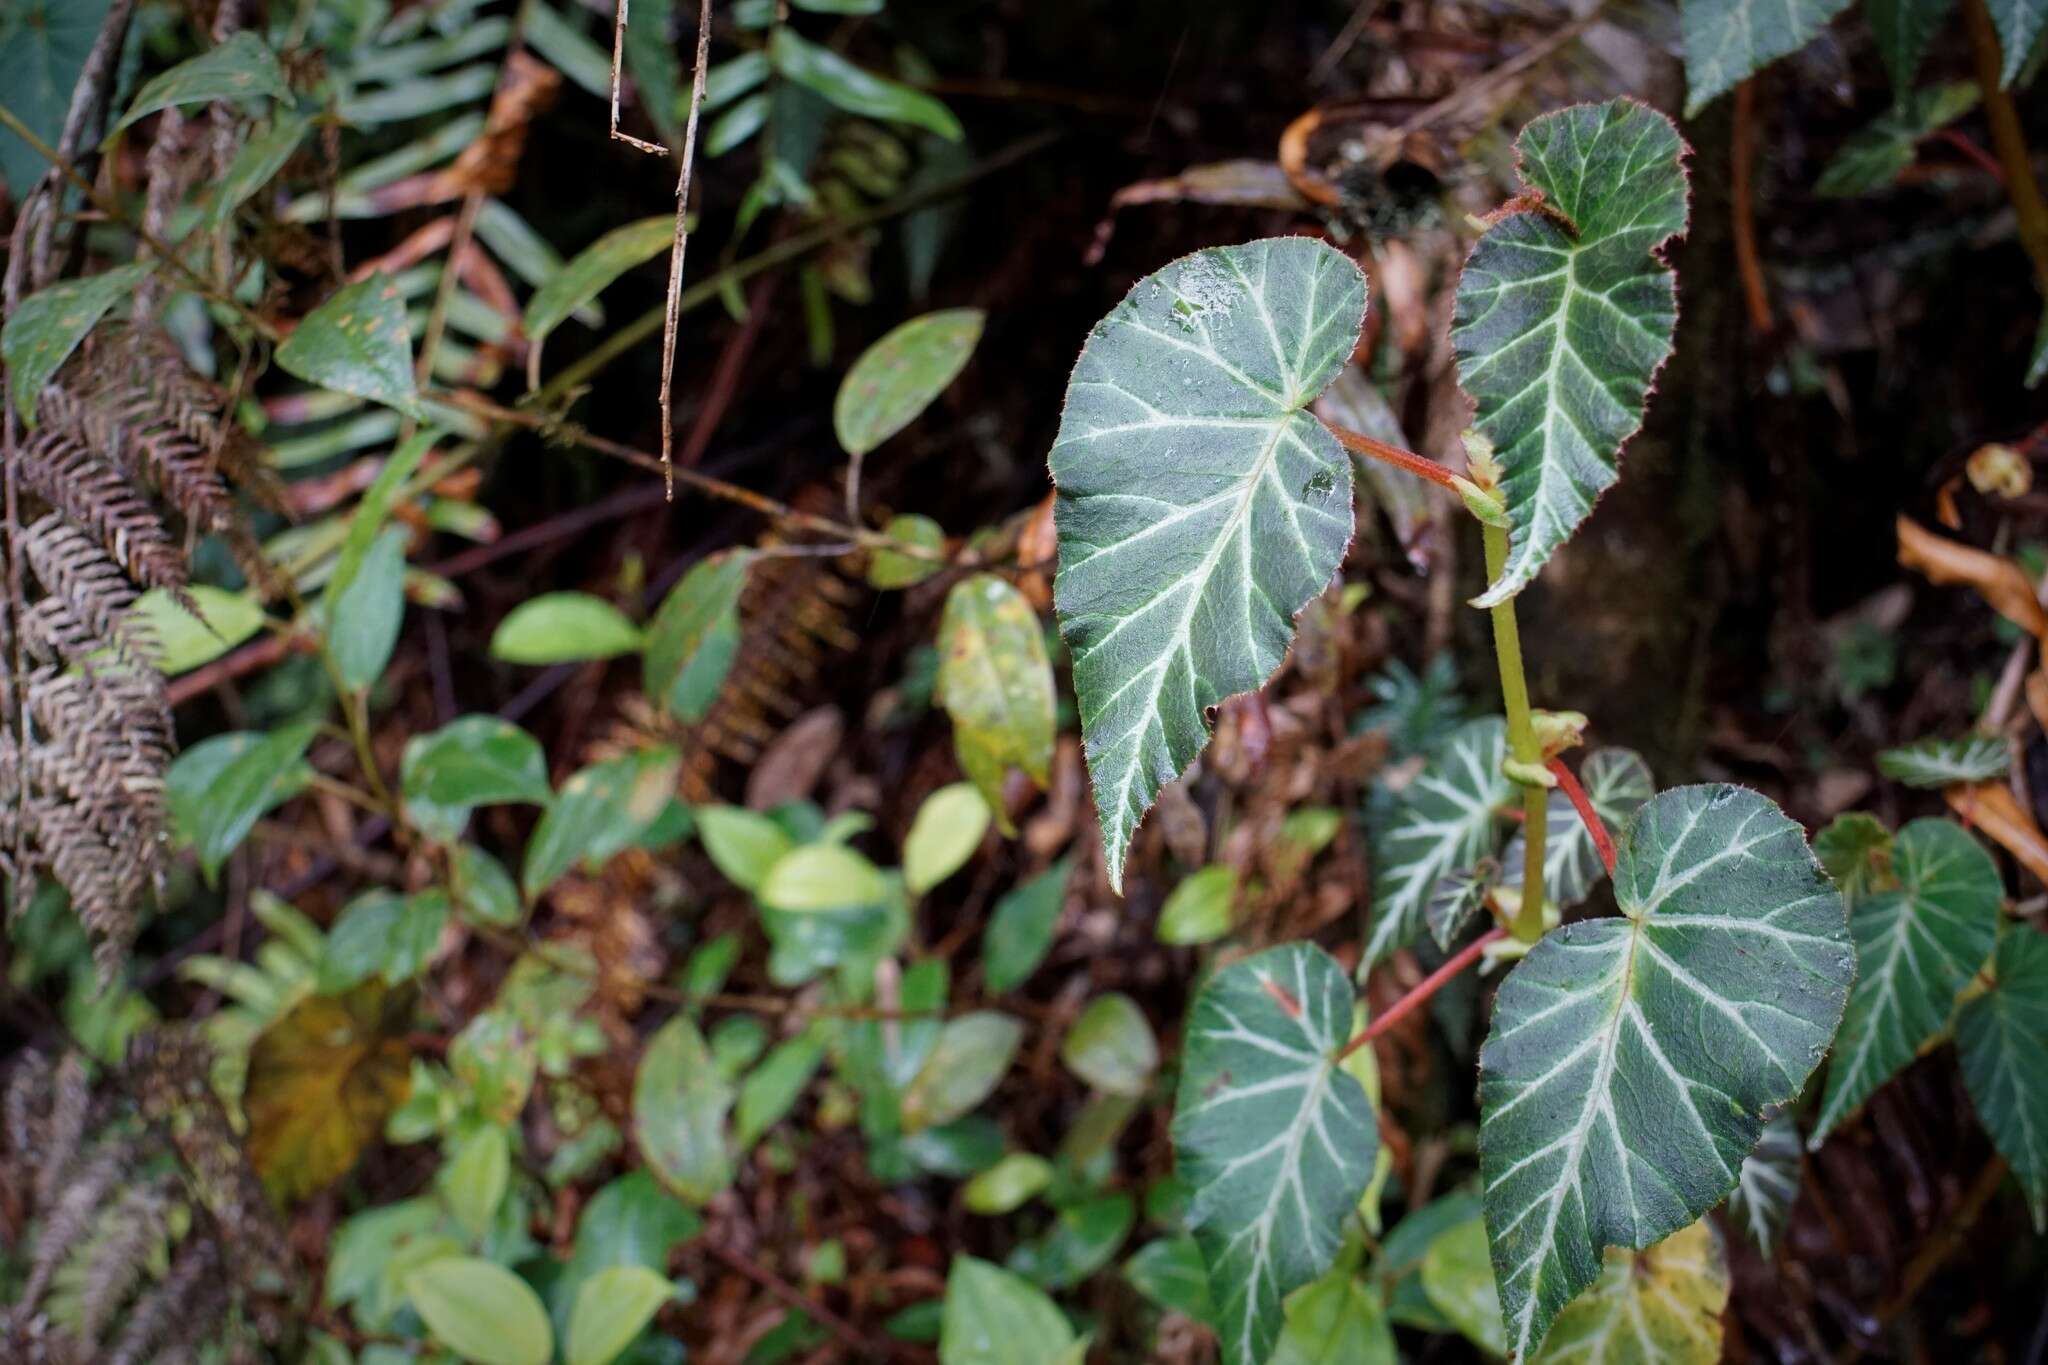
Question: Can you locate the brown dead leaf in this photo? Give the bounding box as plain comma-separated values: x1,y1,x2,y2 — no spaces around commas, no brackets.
1087,159,1308,263
2027,667,2048,733
1946,779,2048,886
745,704,844,810
1897,515,2048,639
1017,493,1057,569
245,985,413,1202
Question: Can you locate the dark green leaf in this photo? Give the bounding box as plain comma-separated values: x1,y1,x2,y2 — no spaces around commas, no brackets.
1007,1192,1135,1289
901,1012,1024,1131
319,889,447,992
403,715,552,812
5,264,153,423
834,308,984,455
1173,943,1379,1365
168,722,319,882
1478,784,1851,1360
1878,733,2011,787
768,29,963,141
208,110,311,227
1122,1236,1214,1324
1957,925,2048,1229
1814,812,1896,899
277,274,422,418
491,591,643,665
1815,84,1980,197
634,1015,735,1204
1867,0,1957,89
1681,0,1856,113
1368,717,1510,964
111,31,290,135
734,1029,828,1148
453,845,522,928
936,574,1055,832
1452,99,1689,605
525,217,675,354
1419,1220,1504,1357
1727,1111,1800,1256
1815,818,2001,1141
551,1172,702,1340
645,553,748,722
0,0,110,196
981,857,1072,991
326,525,408,691
1050,238,1367,889
523,748,683,898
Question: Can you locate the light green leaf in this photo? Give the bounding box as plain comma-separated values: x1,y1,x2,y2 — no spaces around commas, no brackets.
1816,84,1980,197
208,111,311,228
565,1265,674,1365
1453,99,1689,605
1500,747,1655,914
0,0,110,197
406,1257,553,1365
1814,812,1895,899
522,748,682,898
1814,818,2002,1142
524,216,675,353
901,1012,1024,1132
936,574,1055,832
453,847,521,928
1367,717,1511,965
491,592,642,665
112,31,290,135
1158,864,1239,946
442,1125,510,1240
761,842,890,911
133,584,266,674
1172,943,1379,1365
696,805,795,893
835,308,985,455
963,1153,1055,1214
905,782,991,896
1419,1219,1505,1357
5,264,153,423
937,1255,1080,1365
326,525,408,691
768,29,963,141
644,552,748,721
1050,237,1367,889
1680,0,1856,113
734,1029,827,1148
1122,1236,1215,1324
168,722,318,883
1060,993,1158,1096
981,857,1072,991
1269,1266,1397,1365
1957,925,2048,1230
1867,0,1958,89
868,512,945,589
277,274,422,418
1727,1110,1800,1256
1530,1219,1729,1364
1988,0,2048,85
403,716,552,812
633,1015,734,1205
1877,733,2011,787
1477,784,1851,1361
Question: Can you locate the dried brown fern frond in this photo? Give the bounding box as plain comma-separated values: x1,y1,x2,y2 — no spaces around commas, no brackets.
1,1036,291,1363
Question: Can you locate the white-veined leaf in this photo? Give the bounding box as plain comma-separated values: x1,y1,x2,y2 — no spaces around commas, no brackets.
1957,925,2048,1230
1452,99,1689,607
1726,1110,1800,1257
1477,784,1851,1360
1680,0,1856,113
1813,818,2002,1143
1529,1218,1729,1364
1172,943,1378,1365
1426,859,1501,953
1367,717,1510,965
1499,747,1654,913
1987,0,2048,85
1051,237,1367,889
1877,734,2011,787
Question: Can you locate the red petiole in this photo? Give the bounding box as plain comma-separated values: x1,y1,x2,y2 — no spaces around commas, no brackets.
1547,756,1616,875
1322,421,1462,491
1337,926,1506,1063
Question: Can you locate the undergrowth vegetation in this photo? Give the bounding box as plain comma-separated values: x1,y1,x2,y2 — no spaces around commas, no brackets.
1,0,2047,1362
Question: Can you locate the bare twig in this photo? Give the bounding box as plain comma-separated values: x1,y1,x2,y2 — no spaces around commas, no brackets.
655,0,717,495
608,0,668,156
1732,79,1774,333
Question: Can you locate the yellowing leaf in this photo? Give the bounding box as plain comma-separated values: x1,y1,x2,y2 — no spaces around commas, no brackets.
936,574,1055,834
245,984,413,1201
1531,1219,1729,1364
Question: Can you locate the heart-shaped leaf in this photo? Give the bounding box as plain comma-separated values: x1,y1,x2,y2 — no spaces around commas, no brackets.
1813,818,2002,1143
1957,925,2048,1230
1680,0,1855,113
1452,99,1689,607
1877,733,2011,787
1500,747,1654,913
1368,717,1511,965
1173,942,1379,1365
1051,237,1367,889
1531,1218,1728,1364
1477,784,1851,1361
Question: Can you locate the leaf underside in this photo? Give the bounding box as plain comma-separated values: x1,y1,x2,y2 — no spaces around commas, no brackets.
1956,926,2048,1230
1813,819,2002,1144
1477,784,1851,1361
1370,716,1511,965
1052,237,1367,889
1680,0,1857,113
1452,99,1689,608
1172,943,1378,1365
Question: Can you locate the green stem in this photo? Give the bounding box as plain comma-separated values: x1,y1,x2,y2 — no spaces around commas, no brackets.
1483,522,1548,942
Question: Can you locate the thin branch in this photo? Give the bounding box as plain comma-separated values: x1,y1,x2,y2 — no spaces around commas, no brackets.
1732,79,1774,333
1547,756,1616,875
1962,0,2048,296
656,0,717,495
609,0,668,156
1337,927,1506,1062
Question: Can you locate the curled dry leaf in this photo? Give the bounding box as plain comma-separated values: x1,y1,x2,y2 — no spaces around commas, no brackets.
1945,780,2048,887
1897,515,2048,639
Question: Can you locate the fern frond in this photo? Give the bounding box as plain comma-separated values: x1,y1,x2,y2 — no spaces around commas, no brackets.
12,429,186,591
